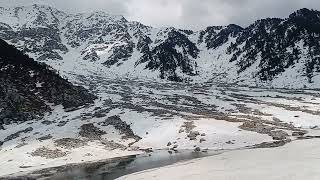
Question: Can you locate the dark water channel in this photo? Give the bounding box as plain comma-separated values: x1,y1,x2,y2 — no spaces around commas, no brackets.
17,150,223,180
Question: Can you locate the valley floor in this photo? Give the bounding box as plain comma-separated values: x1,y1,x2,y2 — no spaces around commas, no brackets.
1,77,320,177
118,138,320,180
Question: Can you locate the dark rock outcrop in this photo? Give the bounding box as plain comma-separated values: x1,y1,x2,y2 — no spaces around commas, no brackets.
1,6,320,85
228,9,320,82
0,39,96,126
137,30,199,81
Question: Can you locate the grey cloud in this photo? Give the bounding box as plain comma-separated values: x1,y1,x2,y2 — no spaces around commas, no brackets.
124,0,320,29
0,0,130,15
1,0,320,30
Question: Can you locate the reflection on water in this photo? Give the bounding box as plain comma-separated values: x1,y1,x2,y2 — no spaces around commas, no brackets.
38,150,222,180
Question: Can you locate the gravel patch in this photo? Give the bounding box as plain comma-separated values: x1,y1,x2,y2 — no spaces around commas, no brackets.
79,123,106,140
54,138,87,149
31,147,69,159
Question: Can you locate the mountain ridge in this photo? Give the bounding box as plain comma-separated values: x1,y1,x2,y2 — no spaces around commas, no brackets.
0,4,319,88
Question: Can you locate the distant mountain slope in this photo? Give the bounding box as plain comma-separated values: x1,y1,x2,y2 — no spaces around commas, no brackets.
0,5,319,88
225,8,320,86
0,39,96,127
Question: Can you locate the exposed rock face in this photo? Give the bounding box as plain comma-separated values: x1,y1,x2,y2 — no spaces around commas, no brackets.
0,39,96,126
138,30,199,81
2,127,33,143
199,24,243,49
100,116,141,141
227,8,320,83
0,5,320,87
0,5,68,61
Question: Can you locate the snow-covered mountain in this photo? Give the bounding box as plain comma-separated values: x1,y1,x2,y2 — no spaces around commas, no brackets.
2,5,320,177
0,4,320,88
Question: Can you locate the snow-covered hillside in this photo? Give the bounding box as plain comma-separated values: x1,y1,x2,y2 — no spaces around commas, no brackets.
0,39,96,128
0,5,320,88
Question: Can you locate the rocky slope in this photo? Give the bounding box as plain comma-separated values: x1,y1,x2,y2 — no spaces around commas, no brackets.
0,39,96,128
0,5,319,88
225,9,320,87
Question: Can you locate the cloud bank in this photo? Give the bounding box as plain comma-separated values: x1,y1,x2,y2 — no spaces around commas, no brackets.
1,0,320,29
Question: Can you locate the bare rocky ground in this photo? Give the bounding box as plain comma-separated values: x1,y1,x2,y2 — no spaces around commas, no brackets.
0,75,320,177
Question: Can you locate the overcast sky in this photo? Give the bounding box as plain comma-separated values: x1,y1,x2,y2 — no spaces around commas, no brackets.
1,0,320,29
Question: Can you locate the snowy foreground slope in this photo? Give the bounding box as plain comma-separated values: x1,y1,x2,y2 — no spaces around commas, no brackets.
0,5,320,88
119,138,320,180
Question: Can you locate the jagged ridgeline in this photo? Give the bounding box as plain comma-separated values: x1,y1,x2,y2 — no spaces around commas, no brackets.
227,8,320,83
0,39,96,127
0,5,320,87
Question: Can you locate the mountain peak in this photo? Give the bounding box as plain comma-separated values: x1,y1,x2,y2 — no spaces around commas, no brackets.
289,8,320,19
0,5,319,87
16,4,64,14
74,11,127,23
226,24,243,31
31,3,54,10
